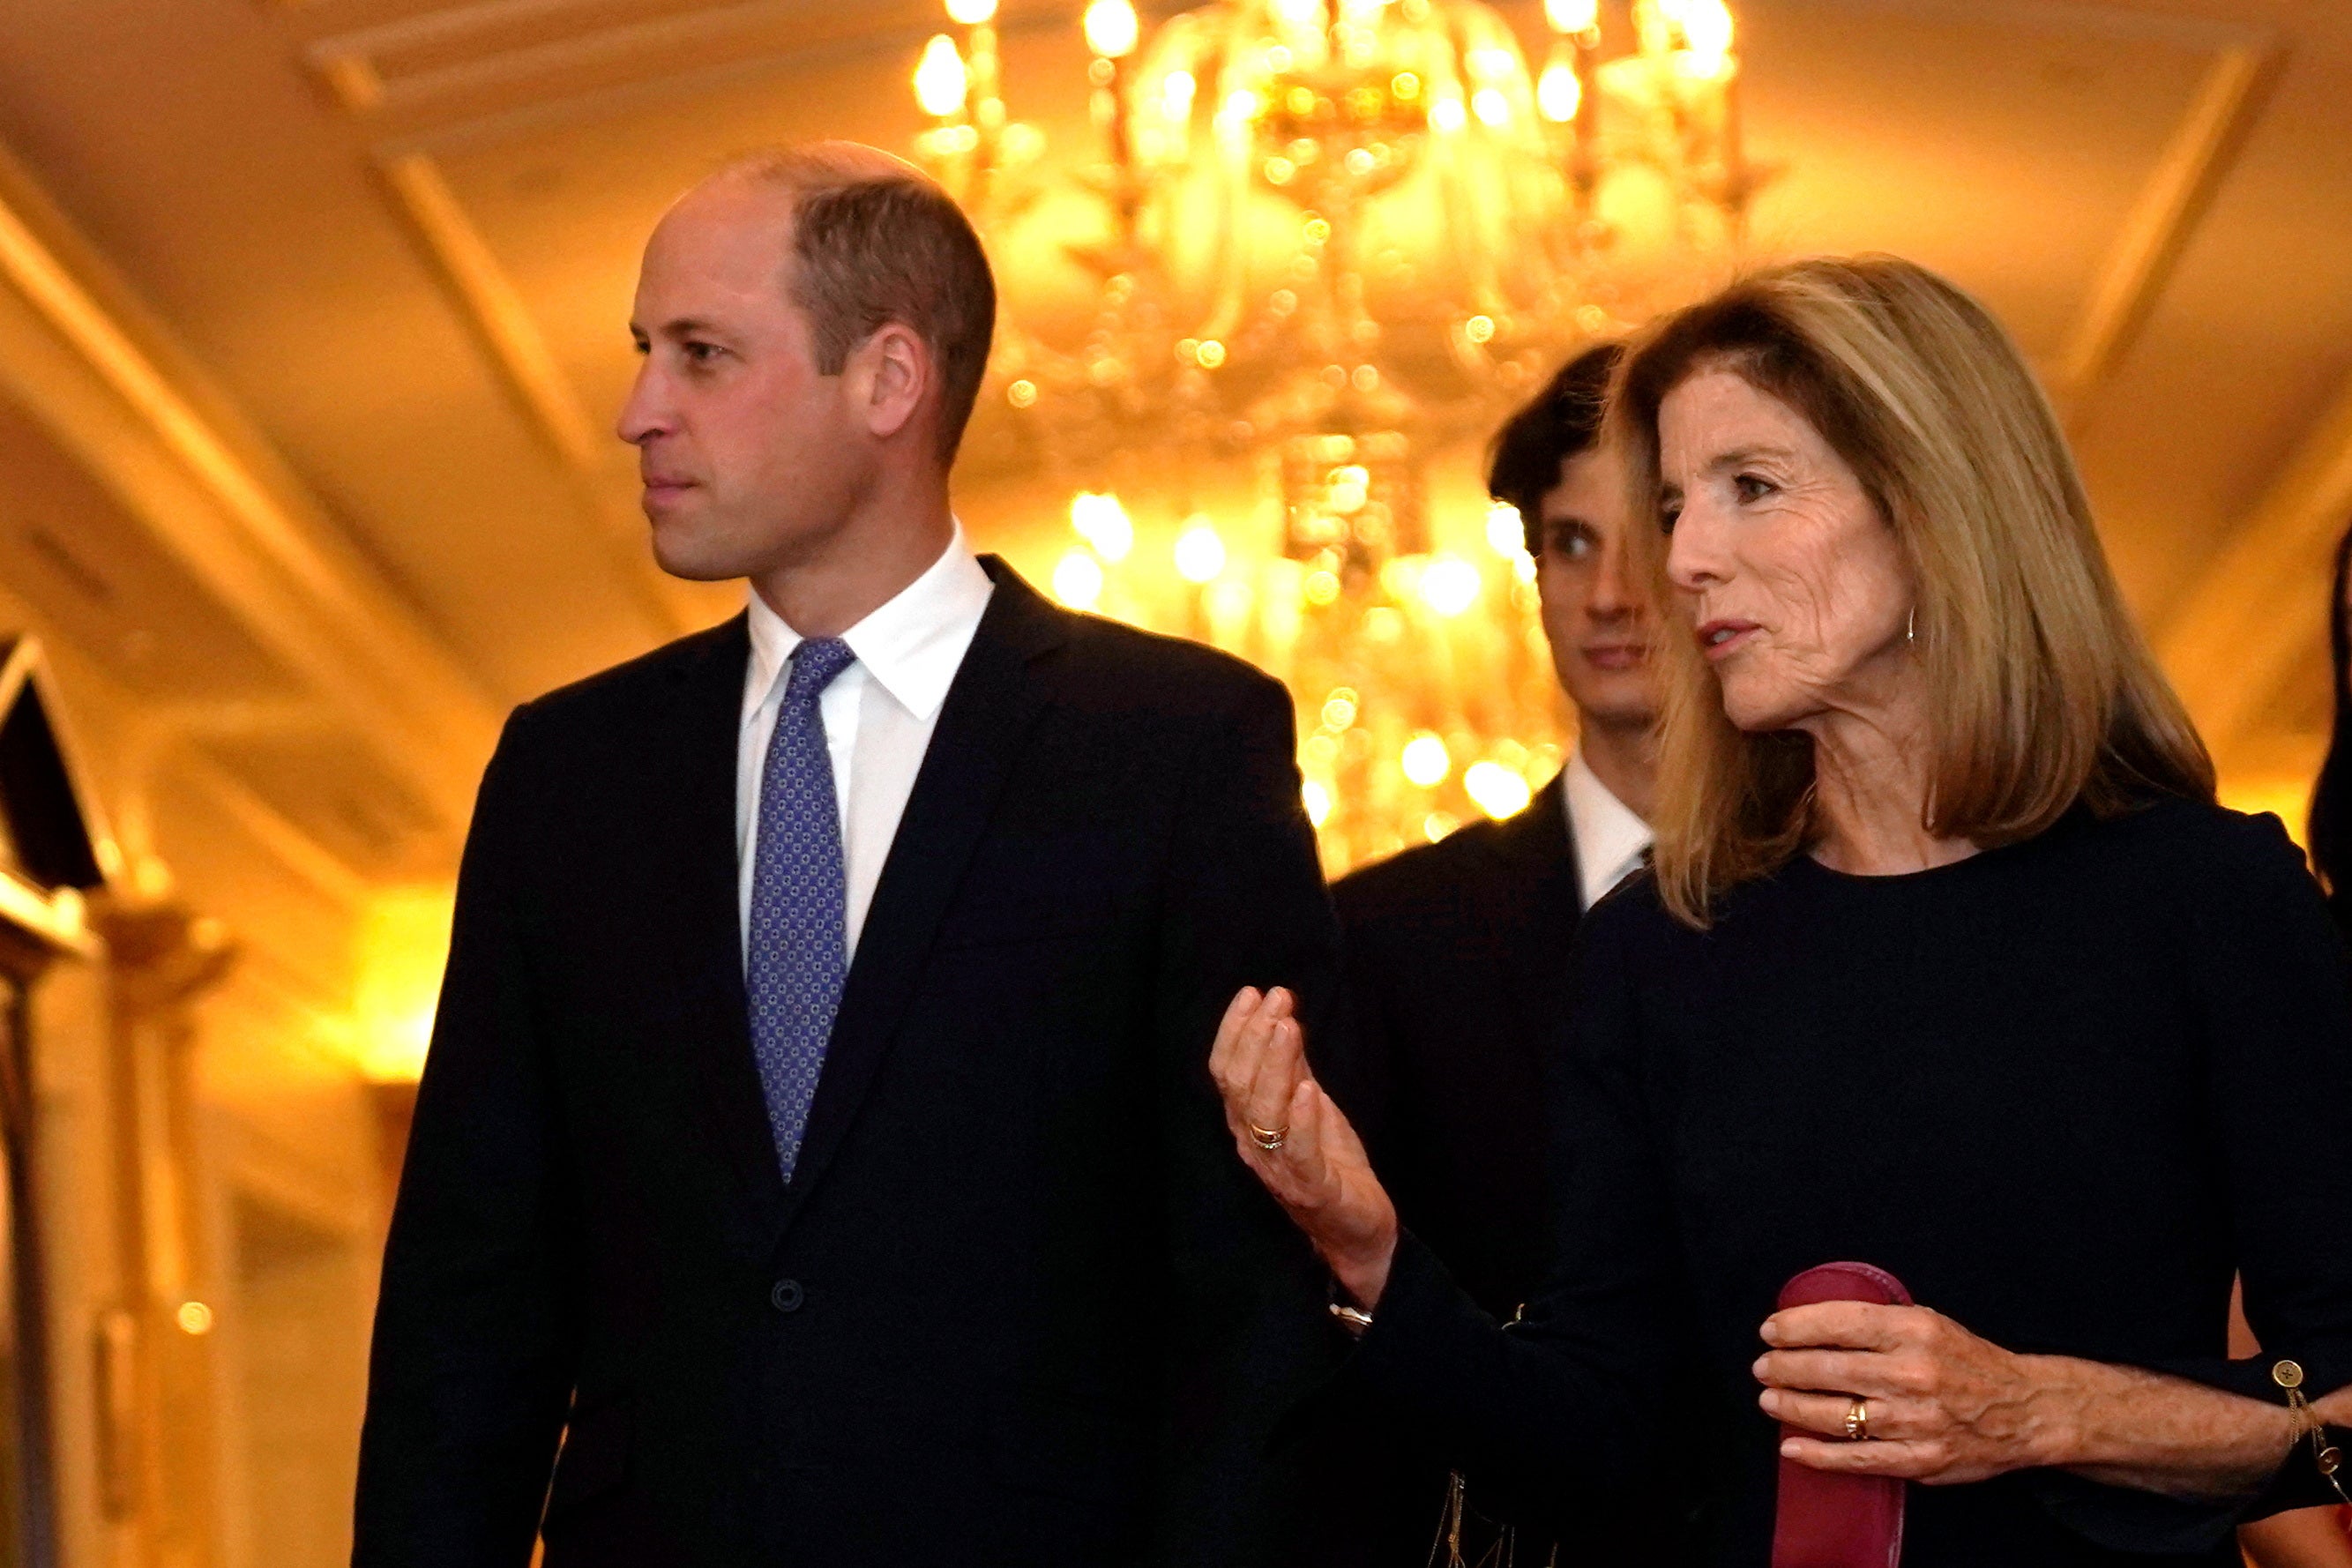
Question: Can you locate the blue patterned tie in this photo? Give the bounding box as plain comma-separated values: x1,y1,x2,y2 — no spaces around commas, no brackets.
746,636,857,1183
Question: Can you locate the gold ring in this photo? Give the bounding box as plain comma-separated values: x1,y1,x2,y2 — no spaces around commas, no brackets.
1845,1397,1869,1441
1247,1122,1288,1151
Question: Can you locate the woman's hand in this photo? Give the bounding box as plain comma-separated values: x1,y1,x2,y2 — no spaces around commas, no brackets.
1207,986,1399,1308
1753,1301,2071,1485
1754,1302,2305,1500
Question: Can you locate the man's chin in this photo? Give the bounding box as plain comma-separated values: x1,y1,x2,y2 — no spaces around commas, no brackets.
650,523,756,584
1567,683,1661,735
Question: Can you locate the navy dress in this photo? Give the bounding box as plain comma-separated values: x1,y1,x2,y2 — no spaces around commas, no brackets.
1353,797,2352,1566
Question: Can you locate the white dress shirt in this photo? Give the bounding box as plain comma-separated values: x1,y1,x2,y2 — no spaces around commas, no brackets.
737,527,995,961
1562,749,1653,912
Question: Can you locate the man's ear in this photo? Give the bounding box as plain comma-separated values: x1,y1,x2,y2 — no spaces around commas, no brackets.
847,323,931,444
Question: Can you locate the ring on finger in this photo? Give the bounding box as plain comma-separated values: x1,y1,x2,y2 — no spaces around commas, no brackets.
1247,1122,1288,1151
1845,1397,1870,1441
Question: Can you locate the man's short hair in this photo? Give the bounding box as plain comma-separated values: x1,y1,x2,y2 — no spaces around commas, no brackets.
728,144,997,464
1486,342,1624,553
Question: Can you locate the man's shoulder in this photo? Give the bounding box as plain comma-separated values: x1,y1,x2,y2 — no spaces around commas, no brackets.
1332,818,1513,929
508,615,745,738
1043,609,1289,721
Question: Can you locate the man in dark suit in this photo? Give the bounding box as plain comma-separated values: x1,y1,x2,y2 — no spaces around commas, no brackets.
353,142,1340,1567
1324,345,1661,1563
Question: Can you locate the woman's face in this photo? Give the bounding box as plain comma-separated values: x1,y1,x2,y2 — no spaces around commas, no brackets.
1658,369,1914,734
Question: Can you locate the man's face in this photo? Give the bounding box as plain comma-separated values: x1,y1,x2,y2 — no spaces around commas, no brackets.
1534,444,1660,734
616,179,871,581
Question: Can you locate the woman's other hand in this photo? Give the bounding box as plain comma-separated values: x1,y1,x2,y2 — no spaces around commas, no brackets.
1208,986,1399,1307
1751,1301,2061,1484
1753,1302,2309,1501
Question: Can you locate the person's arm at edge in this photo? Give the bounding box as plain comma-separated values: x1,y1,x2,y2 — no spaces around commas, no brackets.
353,706,580,1567
1145,668,1349,1567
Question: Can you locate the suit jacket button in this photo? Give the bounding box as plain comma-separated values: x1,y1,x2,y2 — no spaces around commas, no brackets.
770,1278,804,1314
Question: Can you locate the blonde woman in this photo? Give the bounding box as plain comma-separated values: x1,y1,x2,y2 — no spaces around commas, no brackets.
1215,258,2352,1565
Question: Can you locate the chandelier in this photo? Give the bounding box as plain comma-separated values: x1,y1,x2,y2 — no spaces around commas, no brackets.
908,0,1748,870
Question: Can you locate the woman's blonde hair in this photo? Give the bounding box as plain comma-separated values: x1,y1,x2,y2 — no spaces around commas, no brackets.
1611,256,2214,927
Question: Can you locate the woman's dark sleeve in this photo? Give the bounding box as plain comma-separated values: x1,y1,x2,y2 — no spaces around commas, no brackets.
2172,812,2352,1407
2038,809,2352,1549
1347,897,1688,1513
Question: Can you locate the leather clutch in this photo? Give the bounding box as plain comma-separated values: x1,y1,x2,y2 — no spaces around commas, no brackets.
1769,1262,1912,1568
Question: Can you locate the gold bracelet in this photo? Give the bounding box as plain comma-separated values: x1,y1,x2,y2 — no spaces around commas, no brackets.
2272,1360,2350,1506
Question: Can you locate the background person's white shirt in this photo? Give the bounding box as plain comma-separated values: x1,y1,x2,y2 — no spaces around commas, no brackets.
736,525,995,961
1562,747,1652,911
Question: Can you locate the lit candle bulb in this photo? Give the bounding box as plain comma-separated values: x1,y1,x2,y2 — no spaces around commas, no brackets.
1083,0,1140,60
914,34,969,119
1538,58,1582,122
1543,0,1598,33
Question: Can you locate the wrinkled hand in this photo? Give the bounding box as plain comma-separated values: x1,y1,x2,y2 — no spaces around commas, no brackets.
1207,986,1398,1307
1755,1302,2069,1485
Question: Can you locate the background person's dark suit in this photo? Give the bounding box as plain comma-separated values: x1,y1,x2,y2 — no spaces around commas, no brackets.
1315,775,1688,1564
1336,774,1582,1322
1313,776,1582,1564
353,559,1343,1568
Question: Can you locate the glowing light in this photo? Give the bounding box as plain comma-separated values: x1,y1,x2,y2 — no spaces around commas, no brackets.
1418,555,1482,616
945,0,997,22
1303,779,1333,827
1400,732,1452,788
1391,71,1422,100
1205,578,1254,643
1321,689,1360,730
1326,464,1370,513
356,884,457,1083
1053,550,1106,609
1195,339,1228,369
1162,70,1198,116
1465,760,1534,819
1545,0,1598,31
1472,87,1511,126
1070,491,1133,562
175,1302,215,1336
1430,95,1467,132
1084,0,1140,59
1304,569,1341,605
1467,47,1517,82
1006,378,1038,408
1538,60,1582,122
914,34,969,118
1682,0,1735,60
1175,520,1228,583
1464,314,1496,344
1486,501,1527,557
1422,810,1460,841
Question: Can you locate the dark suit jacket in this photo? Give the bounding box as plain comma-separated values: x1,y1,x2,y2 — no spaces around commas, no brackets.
353,559,1344,1568
1299,780,1582,1564
1333,773,1581,1319
1321,782,1705,1567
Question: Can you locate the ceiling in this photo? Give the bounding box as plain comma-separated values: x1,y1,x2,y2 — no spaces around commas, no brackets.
0,0,2346,915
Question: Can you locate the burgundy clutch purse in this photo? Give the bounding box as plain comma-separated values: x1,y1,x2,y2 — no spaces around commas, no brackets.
1769,1263,1912,1568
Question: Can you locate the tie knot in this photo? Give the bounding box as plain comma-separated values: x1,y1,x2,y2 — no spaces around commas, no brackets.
784,638,855,703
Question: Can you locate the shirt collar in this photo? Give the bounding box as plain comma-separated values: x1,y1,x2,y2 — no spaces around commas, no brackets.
743,522,994,727
1562,748,1653,910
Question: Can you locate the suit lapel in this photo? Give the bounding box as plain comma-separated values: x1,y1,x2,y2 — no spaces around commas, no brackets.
766,557,1067,1248
1480,773,1583,1041
652,614,795,1228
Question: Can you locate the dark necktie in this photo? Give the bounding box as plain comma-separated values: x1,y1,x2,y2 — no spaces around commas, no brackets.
745,637,856,1183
